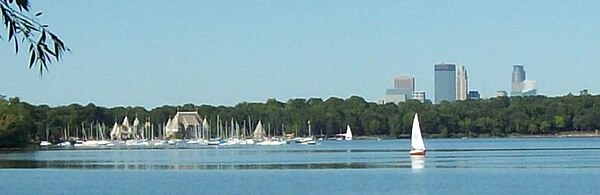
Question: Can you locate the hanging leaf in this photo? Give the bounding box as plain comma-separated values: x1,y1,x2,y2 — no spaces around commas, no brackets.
14,37,18,54
8,24,14,41
29,51,36,68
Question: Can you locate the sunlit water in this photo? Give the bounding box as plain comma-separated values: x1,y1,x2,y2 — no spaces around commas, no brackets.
1,138,599,194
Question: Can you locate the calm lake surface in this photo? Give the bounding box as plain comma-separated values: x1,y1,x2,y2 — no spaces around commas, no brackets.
1,138,599,194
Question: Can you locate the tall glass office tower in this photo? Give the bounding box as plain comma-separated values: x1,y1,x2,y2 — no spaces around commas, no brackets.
434,63,456,104
511,65,526,96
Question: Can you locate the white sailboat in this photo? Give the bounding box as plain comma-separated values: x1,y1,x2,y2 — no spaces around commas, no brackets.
253,120,266,140
40,126,52,146
345,125,353,141
409,113,426,156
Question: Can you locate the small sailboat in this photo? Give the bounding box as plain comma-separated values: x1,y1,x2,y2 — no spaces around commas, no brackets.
345,125,353,141
40,126,52,146
409,113,426,156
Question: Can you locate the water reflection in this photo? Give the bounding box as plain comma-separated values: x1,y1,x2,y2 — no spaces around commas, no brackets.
0,160,405,170
410,156,425,170
2,139,600,171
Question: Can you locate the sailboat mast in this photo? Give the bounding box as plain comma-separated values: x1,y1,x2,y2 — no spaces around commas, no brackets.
308,120,312,137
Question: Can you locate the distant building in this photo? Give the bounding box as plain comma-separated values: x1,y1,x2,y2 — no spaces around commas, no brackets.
456,66,468,101
522,80,537,96
511,65,526,96
394,76,415,91
384,89,408,103
165,111,204,138
468,91,480,100
384,75,415,104
496,90,508,97
411,91,426,103
434,63,456,104
510,65,537,96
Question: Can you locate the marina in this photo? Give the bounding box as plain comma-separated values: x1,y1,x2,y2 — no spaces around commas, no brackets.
39,111,357,149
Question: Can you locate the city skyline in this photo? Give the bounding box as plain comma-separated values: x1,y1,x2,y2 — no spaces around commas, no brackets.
1,1,599,108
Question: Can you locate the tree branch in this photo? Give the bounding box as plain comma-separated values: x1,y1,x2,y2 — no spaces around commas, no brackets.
1,0,68,76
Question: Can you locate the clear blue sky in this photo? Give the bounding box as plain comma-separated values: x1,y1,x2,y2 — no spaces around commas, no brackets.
1,1,599,108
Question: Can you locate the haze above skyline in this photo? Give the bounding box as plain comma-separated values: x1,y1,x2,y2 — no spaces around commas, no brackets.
1,1,599,108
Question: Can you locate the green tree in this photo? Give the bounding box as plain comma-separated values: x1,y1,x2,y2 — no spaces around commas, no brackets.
1,0,68,75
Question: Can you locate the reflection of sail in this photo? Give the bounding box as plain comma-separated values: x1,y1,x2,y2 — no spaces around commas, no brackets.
410,156,425,170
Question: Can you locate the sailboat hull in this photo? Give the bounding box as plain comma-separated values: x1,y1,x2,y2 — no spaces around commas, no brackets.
409,149,426,156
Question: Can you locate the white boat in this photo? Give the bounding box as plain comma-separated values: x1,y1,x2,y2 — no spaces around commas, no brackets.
220,138,241,146
167,139,179,145
409,113,426,156
207,140,222,145
257,139,286,146
57,141,71,147
73,140,90,147
345,125,353,141
40,127,51,146
239,139,255,145
186,140,201,144
151,140,166,146
297,137,313,143
300,140,317,145
127,139,149,146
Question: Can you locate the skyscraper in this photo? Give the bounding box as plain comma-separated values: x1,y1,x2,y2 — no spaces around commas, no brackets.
434,63,456,104
456,66,468,101
511,65,526,96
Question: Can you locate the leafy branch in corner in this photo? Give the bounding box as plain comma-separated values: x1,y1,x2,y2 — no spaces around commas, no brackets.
0,0,69,76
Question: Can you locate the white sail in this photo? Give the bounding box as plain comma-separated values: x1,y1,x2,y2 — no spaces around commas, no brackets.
411,113,425,151
122,116,131,129
165,117,181,138
109,122,119,140
253,120,266,139
133,117,140,127
345,125,353,140
132,117,140,138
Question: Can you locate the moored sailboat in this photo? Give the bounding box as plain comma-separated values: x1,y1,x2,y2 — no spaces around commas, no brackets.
409,113,426,156
40,126,51,146
345,125,353,141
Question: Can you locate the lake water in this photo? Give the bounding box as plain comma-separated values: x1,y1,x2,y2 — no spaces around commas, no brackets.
1,138,599,194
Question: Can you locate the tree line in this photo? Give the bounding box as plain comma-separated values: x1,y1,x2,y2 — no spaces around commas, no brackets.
1,92,600,147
